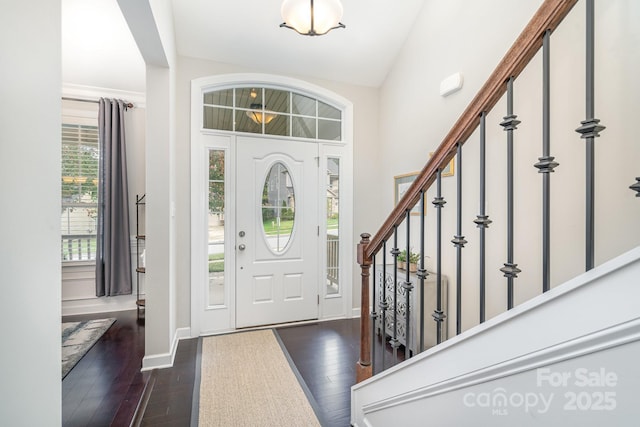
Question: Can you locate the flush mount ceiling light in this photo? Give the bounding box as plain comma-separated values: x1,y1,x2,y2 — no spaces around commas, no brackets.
280,0,346,36
246,104,276,125
245,89,276,125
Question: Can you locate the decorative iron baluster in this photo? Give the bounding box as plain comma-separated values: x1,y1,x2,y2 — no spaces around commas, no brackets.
451,143,467,335
500,77,522,310
575,0,605,271
403,210,413,358
432,170,446,344
534,29,559,293
417,190,428,352
390,227,400,363
380,241,388,371
371,254,377,375
474,112,492,323
631,178,640,197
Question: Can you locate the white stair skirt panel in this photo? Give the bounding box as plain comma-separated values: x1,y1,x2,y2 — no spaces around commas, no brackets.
352,246,640,427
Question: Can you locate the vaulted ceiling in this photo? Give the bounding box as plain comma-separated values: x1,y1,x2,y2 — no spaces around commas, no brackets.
171,0,426,87
62,0,426,93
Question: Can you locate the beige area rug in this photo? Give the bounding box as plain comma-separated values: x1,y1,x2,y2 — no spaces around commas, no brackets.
198,329,322,427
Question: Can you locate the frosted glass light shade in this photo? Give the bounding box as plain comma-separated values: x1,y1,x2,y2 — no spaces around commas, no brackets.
246,106,276,125
280,0,345,36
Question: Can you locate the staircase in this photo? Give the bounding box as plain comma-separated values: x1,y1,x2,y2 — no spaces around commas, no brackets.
351,0,640,425
352,247,640,425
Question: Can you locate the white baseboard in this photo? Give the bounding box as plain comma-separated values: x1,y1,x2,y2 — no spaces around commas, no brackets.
62,295,137,316
141,327,191,371
176,326,192,341
352,307,361,318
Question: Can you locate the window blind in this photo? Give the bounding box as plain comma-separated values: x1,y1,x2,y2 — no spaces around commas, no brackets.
61,123,99,261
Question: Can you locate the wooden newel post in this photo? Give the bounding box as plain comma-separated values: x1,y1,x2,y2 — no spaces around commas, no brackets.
356,233,373,383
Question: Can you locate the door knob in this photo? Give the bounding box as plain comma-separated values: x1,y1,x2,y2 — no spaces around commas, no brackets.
238,244,246,251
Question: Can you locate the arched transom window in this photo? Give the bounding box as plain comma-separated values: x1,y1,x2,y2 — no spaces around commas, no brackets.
203,87,342,141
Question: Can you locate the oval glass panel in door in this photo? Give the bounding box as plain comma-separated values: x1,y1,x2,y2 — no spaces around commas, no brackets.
262,162,295,253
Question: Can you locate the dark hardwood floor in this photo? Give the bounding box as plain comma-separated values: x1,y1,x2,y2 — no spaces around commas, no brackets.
276,319,360,427
275,319,405,427
140,338,198,426
62,309,146,427
62,314,401,427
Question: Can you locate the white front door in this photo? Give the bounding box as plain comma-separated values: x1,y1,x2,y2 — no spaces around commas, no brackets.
235,136,319,328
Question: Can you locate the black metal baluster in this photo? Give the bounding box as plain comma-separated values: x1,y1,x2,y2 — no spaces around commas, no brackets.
371,254,377,375
474,112,492,323
404,210,413,358
417,190,428,352
500,77,522,310
575,0,605,271
451,143,467,335
432,170,446,344
631,178,640,197
535,29,559,293
390,227,400,363
380,241,388,371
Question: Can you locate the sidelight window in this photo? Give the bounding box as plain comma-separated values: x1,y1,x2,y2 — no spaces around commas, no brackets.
208,149,226,306
326,157,341,295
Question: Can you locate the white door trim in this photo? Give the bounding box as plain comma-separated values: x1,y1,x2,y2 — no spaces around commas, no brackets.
190,73,354,337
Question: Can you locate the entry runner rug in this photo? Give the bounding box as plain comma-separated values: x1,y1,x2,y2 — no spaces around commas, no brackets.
61,318,116,379
198,329,322,426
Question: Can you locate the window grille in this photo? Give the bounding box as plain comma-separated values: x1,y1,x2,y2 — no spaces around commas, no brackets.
203,87,342,141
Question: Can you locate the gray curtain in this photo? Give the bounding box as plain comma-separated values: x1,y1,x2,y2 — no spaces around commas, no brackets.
96,98,132,297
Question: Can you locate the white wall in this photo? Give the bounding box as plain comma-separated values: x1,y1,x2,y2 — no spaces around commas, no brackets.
62,0,146,93
125,0,180,368
145,64,176,364
0,1,61,425
175,56,383,326
377,0,640,334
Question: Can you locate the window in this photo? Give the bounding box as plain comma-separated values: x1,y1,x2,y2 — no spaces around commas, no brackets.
261,162,296,253
61,116,99,262
208,149,226,306
203,87,342,141
326,157,340,295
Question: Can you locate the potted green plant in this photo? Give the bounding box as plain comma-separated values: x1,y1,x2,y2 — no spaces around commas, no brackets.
397,249,420,272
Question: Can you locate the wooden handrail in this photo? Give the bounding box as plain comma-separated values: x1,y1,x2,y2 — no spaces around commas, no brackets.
356,0,579,384
364,0,578,260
